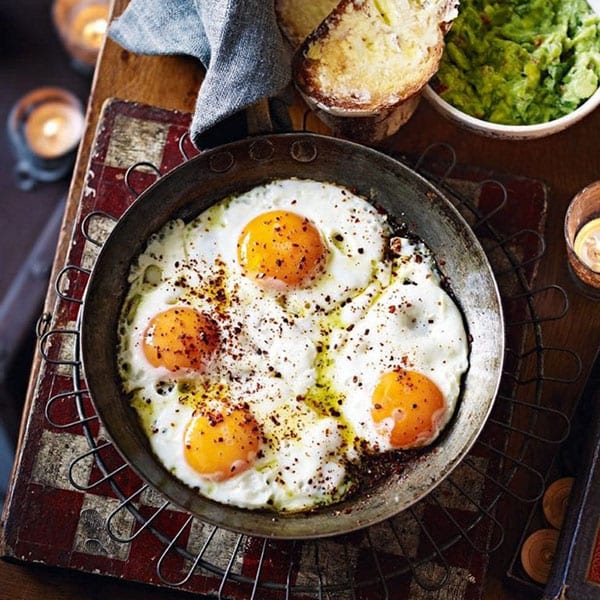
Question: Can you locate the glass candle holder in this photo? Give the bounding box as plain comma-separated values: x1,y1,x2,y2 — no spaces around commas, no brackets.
53,0,110,73
564,180,600,301
7,87,85,190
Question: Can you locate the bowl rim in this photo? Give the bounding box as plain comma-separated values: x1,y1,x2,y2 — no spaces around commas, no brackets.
423,82,600,138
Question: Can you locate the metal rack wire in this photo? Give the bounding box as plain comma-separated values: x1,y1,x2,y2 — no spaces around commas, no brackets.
38,139,582,599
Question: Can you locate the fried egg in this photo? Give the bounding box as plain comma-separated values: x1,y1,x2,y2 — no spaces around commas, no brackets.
330,238,469,452
116,178,469,512
185,178,390,315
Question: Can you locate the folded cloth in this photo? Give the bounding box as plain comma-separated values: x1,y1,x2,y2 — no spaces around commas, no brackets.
109,0,291,148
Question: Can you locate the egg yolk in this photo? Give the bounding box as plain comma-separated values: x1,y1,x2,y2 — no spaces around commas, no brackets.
143,307,219,372
237,210,327,289
183,407,261,480
371,370,446,449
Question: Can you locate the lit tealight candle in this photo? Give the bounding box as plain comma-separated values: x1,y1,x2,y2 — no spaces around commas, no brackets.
24,100,85,159
71,4,109,52
8,87,85,189
53,0,109,70
564,180,600,300
573,218,600,273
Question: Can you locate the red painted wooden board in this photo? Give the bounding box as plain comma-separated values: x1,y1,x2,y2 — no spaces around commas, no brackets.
0,98,548,599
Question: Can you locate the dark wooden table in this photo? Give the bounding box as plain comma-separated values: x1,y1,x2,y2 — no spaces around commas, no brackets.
1,1,599,598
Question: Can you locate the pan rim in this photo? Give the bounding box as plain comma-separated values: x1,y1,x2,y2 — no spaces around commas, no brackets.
79,131,505,539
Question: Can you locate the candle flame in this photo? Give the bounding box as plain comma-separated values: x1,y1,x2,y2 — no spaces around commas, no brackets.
82,18,108,48
574,218,600,273
42,117,64,139
583,237,600,270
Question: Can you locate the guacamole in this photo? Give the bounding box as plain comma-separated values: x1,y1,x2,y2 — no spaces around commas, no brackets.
435,0,600,125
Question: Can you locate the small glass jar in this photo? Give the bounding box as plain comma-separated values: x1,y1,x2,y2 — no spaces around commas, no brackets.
53,0,110,73
7,87,85,190
564,180,600,300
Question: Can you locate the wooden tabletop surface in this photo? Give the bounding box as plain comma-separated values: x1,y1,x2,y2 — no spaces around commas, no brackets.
2,0,599,598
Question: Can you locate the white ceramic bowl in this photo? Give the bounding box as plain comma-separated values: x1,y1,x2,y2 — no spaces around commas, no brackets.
424,82,600,140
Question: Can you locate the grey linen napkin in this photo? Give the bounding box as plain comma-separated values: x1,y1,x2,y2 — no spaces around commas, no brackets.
109,0,291,148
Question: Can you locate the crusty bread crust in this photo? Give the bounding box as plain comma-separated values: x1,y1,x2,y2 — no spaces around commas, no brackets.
293,0,458,113
275,0,340,48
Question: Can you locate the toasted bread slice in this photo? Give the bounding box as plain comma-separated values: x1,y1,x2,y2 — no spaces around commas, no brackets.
275,0,340,48
294,0,459,113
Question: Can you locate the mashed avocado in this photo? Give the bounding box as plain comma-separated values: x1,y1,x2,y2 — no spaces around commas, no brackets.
435,0,600,125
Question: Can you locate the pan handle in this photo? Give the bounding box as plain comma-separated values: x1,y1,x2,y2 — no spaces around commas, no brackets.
195,93,292,149
245,98,274,136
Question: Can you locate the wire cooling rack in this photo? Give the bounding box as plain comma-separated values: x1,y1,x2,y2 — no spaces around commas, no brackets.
37,136,582,599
